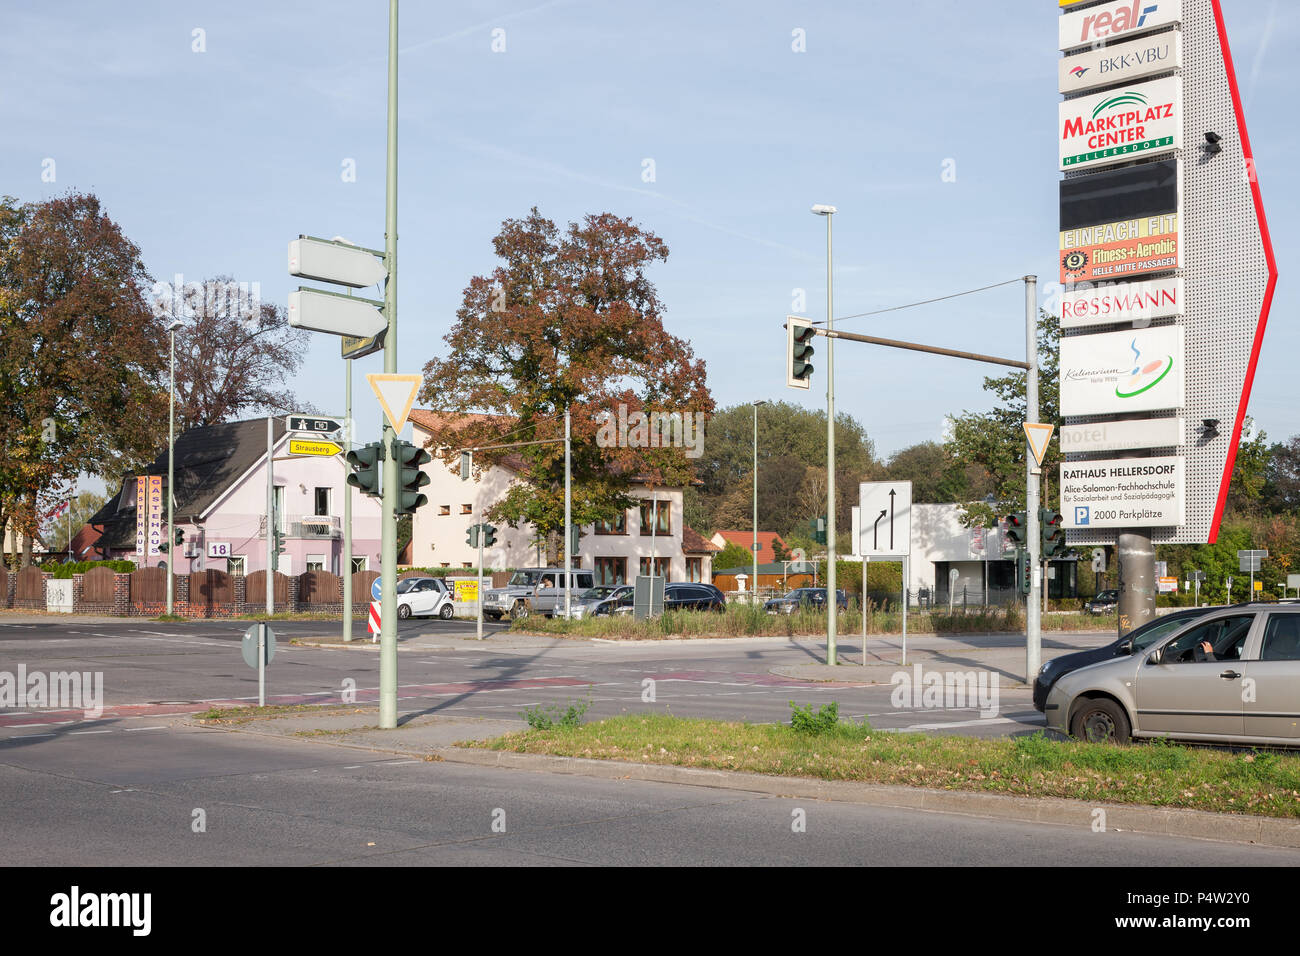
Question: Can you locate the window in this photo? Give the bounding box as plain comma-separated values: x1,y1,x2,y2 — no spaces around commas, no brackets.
306,554,325,572
1161,615,1255,664
439,504,451,516
440,562,450,568
638,557,670,580
596,511,627,535
595,557,626,586
1261,615,1300,661
685,557,702,583
462,562,472,569
228,556,246,576
639,500,670,536
314,488,330,517
350,557,367,573
461,503,473,515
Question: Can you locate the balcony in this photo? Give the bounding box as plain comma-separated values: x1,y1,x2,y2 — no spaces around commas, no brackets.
258,514,342,539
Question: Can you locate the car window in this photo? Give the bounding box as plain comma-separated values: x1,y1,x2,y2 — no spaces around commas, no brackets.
396,579,418,594
1160,615,1254,664
1260,615,1300,661
508,571,540,587
576,574,593,589
1130,616,1196,651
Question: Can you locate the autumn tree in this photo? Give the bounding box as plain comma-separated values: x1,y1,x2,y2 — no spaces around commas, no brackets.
419,208,713,563
0,192,167,564
151,275,313,429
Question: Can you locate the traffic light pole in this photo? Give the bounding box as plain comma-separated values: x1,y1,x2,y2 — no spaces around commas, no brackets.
564,405,572,619
824,212,838,666
266,415,274,617
476,508,485,642
378,0,399,730
1024,276,1042,681
343,359,353,642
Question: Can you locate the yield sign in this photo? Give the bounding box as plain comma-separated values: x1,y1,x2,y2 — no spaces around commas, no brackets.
367,373,423,432
1023,423,1054,468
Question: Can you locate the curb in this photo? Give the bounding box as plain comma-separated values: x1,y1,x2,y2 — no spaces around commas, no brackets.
433,747,1300,850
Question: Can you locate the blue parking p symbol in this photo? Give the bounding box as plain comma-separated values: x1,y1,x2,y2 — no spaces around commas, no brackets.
1074,506,1090,525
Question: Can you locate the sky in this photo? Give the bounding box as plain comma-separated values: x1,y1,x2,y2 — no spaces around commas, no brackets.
2,0,1295,491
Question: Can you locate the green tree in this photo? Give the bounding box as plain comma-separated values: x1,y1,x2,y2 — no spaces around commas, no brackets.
884,441,989,504
945,309,1060,528
712,542,754,571
419,208,713,564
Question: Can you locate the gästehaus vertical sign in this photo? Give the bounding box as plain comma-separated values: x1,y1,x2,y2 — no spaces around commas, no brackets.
1061,457,1185,530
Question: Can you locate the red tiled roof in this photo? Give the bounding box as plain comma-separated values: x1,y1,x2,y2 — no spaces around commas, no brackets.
711,530,787,557
682,525,720,553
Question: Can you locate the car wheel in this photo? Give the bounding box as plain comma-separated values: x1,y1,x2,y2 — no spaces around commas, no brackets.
511,601,528,620
439,604,454,620
397,603,412,620
1070,697,1131,745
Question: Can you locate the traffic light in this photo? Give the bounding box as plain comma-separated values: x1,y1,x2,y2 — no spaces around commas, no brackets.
1017,549,1032,596
394,440,432,515
158,527,184,552
809,516,826,545
1040,508,1065,559
1005,512,1029,548
567,524,580,557
787,317,816,389
346,441,384,497
271,523,286,572
483,524,498,548
466,524,480,548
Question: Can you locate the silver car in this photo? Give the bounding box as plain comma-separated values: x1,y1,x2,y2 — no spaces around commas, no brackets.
1045,605,1300,746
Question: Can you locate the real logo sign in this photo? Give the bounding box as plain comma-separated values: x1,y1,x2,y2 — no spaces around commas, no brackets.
1059,0,1182,51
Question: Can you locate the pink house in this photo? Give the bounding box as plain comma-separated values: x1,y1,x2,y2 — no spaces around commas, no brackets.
88,418,382,575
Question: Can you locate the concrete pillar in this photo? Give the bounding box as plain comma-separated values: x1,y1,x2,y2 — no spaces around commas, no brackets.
1117,531,1156,638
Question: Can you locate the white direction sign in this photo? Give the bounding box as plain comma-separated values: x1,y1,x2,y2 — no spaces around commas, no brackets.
1023,423,1055,468
289,237,387,289
858,481,912,557
367,374,423,433
1061,456,1184,529
288,288,386,338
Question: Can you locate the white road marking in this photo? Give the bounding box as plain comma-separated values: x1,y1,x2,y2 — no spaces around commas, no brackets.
123,726,168,732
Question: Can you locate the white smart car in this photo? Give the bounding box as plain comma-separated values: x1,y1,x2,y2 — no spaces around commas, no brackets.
395,577,455,620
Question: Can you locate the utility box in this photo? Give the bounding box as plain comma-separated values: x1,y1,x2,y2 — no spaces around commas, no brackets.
45,579,73,614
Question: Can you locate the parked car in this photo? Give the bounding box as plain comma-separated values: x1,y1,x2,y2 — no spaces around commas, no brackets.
586,585,635,617
482,568,596,620
1044,603,1300,746
558,585,627,619
1084,589,1119,614
395,577,455,620
764,587,848,615
611,582,727,616
1032,606,1213,710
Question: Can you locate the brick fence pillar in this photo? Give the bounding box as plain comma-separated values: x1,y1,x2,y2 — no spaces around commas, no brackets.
113,573,130,616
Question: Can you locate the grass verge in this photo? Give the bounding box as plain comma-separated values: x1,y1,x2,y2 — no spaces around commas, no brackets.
465,713,1300,818
192,703,370,724
511,603,1109,639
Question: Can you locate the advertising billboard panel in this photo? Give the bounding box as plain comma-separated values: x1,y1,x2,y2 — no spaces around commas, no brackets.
1060,159,1178,230
1059,30,1182,94
1060,324,1185,416
1059,75,1182,170
1060,212,1178,284
1060,417,1183,453
1059,0,1182,51
1059,276,1184,327
1061,456,1185,529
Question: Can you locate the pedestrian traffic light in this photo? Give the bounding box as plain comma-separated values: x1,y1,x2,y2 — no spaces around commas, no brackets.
1005,512,1029,548
809,516,826,545
346,441,384,497
394,440,432,515
466,524,480,548
1017,549,1032,596
272,523,286,571
483,524,498,548
787,317,816,389
1040,508,1065,559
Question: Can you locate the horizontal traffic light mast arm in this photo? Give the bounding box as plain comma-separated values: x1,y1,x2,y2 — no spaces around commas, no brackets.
813,327,1030,371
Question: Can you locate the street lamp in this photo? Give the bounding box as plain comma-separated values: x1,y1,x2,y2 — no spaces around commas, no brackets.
751,400,767,601
811,203,837,664
165,317,183,616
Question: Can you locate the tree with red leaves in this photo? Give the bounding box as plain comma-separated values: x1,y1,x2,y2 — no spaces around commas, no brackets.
420,208,713,563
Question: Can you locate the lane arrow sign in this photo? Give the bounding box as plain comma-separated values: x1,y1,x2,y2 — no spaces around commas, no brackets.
367,373,423,433
1024,422,1055,468
288,438,344,457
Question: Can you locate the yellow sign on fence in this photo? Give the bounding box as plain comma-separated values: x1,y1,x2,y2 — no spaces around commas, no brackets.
454,580,480,602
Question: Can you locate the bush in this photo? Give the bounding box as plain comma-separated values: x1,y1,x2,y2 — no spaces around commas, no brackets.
520,694,591,730
46,560,136,579
788,700,840,734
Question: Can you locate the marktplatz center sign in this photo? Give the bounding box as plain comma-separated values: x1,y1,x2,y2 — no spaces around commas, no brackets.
1061,456,1185,530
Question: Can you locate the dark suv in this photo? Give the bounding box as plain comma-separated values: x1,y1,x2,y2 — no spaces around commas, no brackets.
664,582,726,612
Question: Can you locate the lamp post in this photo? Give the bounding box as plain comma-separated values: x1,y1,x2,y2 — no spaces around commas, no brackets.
751,400,766,602
165,317,183,616
811,203,837,664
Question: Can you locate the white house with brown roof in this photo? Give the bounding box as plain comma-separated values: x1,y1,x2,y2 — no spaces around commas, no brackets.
408,410,718,584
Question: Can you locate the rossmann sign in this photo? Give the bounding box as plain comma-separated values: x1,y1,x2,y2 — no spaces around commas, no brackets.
1059,276,1184,327
1059,0,1182,51
1058,30,1182,94
1060,76,1182,169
